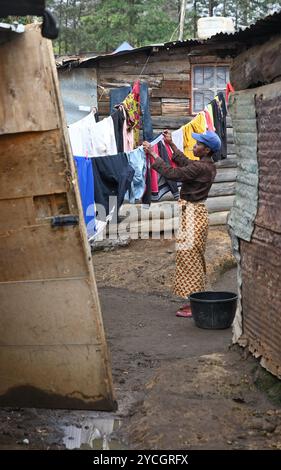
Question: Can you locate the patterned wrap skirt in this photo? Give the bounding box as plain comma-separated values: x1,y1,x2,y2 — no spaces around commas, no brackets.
173,199,209,299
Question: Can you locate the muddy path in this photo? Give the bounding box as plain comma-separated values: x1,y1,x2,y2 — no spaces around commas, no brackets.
0,231,280,450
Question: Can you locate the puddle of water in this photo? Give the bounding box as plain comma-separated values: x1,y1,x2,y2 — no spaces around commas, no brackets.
63,417,126,450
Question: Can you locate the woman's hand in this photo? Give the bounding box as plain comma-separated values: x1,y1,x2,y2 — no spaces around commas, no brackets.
163,129,173,145
143,141,153,155
143,141,159,164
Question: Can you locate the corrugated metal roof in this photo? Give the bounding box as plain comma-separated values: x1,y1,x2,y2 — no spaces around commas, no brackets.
165,9,281,48
56,11,281,69
227,91,259,241
208,9,281,43
56,43,164,68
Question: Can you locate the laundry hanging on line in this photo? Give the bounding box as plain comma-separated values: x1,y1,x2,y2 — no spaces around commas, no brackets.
226,82,235,105
112,107,126,153
68,112,118,158
69,80,227,164
70,82,228,238
68,82,144,238
74,156,96,238
112,104,135,153
211,92,227,161
182,112,206,160
110,80,154,144
91,153,135,223
110,86,132,114
151,141,180,202
125,147,147,204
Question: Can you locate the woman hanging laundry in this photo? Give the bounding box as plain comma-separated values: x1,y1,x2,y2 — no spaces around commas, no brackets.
143,129,221,317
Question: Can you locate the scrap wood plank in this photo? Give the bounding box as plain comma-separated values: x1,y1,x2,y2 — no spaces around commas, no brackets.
152,80,189,98
0,130,68,200
0,25,116,411
0,25,59,135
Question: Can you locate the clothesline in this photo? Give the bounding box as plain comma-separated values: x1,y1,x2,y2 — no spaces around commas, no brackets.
137,51,152,81
68,81,230,240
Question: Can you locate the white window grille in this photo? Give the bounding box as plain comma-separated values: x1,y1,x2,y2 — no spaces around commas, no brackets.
192,65,229,113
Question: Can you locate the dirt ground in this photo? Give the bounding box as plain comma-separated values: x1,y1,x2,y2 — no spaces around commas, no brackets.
93,226,236,297
0,227,281,450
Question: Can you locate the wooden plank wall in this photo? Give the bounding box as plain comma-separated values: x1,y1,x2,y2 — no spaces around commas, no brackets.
0,25,115,410
97,48,231,127
97,48,192,120
95,47,236,224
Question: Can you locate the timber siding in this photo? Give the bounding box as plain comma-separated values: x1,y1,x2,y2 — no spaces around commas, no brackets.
96,48,232,127
58,43,236,225
97,48,235,225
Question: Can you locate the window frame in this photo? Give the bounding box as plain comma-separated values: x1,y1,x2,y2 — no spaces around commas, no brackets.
191,64,230,115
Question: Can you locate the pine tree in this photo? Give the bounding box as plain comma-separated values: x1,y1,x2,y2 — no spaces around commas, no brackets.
44,0,281,54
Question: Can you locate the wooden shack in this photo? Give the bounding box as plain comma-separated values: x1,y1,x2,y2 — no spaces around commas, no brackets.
0,24,116,410
58,38,238,225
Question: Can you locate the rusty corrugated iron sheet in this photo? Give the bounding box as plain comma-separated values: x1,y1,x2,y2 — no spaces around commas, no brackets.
237,87,281,378
227,91,259,241
240,229,281,378
254,94,281,234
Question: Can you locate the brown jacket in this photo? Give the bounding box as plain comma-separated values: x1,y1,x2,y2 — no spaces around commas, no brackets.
151,149,216,203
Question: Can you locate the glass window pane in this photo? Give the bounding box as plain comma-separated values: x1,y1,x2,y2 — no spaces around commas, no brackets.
203,90,215,108
193,66,215,88
193,66,204,86
217,66,229,87
203,67,215,87
192,65,230,112
193,90,214,112
193,91,204,112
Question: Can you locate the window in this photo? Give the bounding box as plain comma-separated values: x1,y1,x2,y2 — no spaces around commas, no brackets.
192,65,229,113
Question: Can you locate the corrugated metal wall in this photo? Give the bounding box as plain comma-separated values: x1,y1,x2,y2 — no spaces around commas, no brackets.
230,82,281,378
240,86,281,378
58,68,97,125
228,92,259,241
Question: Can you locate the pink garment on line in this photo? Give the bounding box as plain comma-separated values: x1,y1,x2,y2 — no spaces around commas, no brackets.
150,143,159,193
226,82,235,104
132,80,140,100
204,109,215,131
122,105,134,152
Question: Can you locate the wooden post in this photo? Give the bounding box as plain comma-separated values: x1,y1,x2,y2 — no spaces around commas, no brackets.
178,0,187,41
